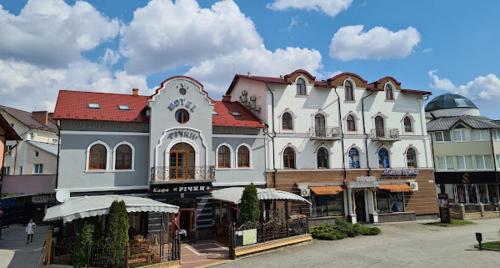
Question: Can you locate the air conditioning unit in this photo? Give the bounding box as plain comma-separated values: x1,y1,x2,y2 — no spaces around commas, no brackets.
410,181,419,192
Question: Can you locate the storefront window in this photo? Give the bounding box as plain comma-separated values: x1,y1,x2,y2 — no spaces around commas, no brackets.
478,184,489,204
488,184,499,203
456,185,466,203
376,191,404,213
467,184,478,203
311,194,344,217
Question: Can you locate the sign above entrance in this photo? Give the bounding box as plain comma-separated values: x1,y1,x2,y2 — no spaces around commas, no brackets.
382,168,419,177
168,98,197,113
165,129,200,141
150,182,212,194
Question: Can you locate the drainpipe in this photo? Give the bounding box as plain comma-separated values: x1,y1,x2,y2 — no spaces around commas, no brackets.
333,87,346,182
265,85,277,188
361,92,375,176
55,121,61,191
489,128,500,203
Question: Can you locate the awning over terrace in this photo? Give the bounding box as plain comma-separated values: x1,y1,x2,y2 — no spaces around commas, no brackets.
211,187,312,205
43,195,179,223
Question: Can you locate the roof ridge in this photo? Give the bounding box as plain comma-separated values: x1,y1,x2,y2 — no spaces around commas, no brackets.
60,89,149,98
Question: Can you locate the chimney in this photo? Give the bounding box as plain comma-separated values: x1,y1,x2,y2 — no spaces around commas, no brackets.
222,95,231,102
32,111,48,126
132,88,139,96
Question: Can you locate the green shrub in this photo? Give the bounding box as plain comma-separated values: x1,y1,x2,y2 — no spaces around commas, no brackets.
73,220,95,268
310,220,381,240
105,200,129,268
310,224,347,240
238,183,260,226
353,224,381,236
334,219,357,237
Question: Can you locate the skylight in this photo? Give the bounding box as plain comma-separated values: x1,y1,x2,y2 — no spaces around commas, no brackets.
88,103,100,109
118,105,130,110
230,111,241,116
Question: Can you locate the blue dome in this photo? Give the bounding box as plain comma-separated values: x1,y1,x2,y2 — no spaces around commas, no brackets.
425,93,478,112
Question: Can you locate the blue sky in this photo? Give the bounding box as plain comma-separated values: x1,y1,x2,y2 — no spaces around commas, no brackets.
1,0,499,118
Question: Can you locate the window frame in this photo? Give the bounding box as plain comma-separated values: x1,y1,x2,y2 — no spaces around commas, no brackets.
296,78,307,96
86,141,110,172
406,148,417,168
344,80,354,101
216,144,232,169
236,144,251,169
33,163,44,174
348,147,361,169
378,148,390,168
283,147,296,169
113,141,135,171
346,114,356,132
282,112,294,131
175,109,190,124
403,116,413,133
385,83,394,100
435,131,451,142
317,147,330,169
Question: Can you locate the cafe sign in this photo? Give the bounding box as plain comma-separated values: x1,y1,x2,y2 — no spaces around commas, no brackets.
150,182,211,194
382,168,419,177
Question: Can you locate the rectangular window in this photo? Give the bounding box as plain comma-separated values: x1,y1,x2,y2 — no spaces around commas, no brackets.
484,155,494,169
467,184,478,203
472,130,488,141
435,131,451,142
436,157,446,170
446,156,455,170
456,156,465,170
2,167,10,175
478,184,489,204
496,155,500,169
311,194,344,217
33,164,44,174
495,130,500,140
488,184,498,203
465,155,474,169
476,155,485,169
452,129,464,142
456,184,466,203
377,191,405,213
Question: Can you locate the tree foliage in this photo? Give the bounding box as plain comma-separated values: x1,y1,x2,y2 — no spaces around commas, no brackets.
238,183,260,226
73,219,95,268
105,200,129,267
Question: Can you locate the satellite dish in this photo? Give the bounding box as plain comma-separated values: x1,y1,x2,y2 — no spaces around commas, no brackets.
56,189,70,203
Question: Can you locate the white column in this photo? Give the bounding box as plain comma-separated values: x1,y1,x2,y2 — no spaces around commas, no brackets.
347,188,357,224
367,190,378,223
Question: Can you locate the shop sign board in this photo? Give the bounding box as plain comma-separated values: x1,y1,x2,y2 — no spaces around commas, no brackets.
242,229,257,245
349,176,379,188
382,168,419,177
150,182,211,194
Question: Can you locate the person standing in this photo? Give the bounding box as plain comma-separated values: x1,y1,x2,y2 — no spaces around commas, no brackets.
25,219,36,244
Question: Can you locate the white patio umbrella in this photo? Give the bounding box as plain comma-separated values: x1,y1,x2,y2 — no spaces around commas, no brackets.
211,187,311,205
43,195,179,223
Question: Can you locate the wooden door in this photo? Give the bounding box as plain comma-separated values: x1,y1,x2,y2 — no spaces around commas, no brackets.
169,143,195,180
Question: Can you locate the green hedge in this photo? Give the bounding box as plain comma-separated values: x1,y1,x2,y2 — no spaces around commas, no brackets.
310,219,381,240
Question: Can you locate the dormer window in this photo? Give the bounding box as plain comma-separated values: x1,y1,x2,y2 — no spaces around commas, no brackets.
118,105,130,110
385,84,394,100
230,111,241,117
345,80,354,101
88,103,100,109
296,78,306,95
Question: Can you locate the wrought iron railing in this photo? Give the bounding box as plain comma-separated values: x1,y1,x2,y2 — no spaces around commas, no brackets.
369,128,400,141
150,166,215,181
309,127,341,140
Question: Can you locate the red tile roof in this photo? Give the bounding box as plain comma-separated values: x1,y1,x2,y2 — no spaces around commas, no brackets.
53,90,149,123
212,101,265,128
0,113,21,140
0,106,58,133
53,90,265,128
400,89,432,95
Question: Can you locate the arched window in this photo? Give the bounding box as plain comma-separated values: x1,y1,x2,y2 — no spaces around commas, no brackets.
217,145,231,168
347,114,356,131
296,78,306,95
345,80,354,101
89,143,107,170
317,147,329,169
170,143,195,179
282,112,293,130
348,148,360,168
315,113,326,137
237,145,250,168
378,148,390,168
406,148,417,168
375,116,385,137
283,147,296,169
385,84,394,100
115,144,132,170
175,109,190,124
404,116,413,132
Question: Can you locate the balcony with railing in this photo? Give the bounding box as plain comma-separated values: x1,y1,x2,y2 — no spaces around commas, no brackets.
150,166,215,183
370,128,400,141
309,126,341,141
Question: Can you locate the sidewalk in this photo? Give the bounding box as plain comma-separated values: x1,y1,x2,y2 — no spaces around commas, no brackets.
0,224,48,268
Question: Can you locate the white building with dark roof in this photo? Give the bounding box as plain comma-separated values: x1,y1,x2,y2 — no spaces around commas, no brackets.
426,93,500,219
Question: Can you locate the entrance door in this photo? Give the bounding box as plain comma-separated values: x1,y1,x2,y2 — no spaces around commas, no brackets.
169,143,195,180
354,191,367,222
315,114,326,137
179,208,196,242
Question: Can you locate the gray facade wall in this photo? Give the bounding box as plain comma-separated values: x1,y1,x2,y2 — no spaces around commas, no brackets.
58,132,149,191
212,134,266,187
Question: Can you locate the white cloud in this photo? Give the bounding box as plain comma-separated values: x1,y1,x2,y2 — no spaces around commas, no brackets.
0,0,119,67
120,0,262,75
0,59,147,111
100,48,121,65
429,70,500,101
329,25,421,61
185,47,322,95
267,0,352,17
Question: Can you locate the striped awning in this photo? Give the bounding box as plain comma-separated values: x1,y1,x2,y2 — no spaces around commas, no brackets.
379,184,412,192
310,186,343,195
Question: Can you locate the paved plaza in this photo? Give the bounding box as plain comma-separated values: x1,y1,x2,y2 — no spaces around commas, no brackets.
0,224,48,268
216,218,500,268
